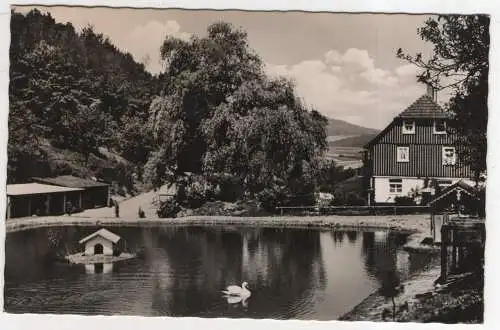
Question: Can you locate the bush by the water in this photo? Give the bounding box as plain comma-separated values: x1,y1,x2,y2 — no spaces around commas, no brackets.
157,199,181,218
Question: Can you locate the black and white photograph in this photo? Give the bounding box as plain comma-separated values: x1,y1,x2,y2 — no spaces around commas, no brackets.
4,4,488,324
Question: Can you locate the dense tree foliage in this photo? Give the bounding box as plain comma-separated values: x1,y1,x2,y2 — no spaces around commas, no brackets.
398,15,489,181
10,11,333,207
9,9,159,183
146,22,328,205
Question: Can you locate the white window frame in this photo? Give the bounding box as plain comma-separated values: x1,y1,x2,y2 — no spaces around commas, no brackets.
396,146,410,163
402,120,415,134
442,147,456,166
433,119,447,134
389,179,403,194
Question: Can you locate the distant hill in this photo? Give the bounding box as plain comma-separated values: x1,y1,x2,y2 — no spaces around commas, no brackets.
326,118,379,136
329,133,379,148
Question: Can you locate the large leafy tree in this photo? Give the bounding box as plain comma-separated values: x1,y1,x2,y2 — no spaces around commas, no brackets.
397,15,489,181
147,22,327,202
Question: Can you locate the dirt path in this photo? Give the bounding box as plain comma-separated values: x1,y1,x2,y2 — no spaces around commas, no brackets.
5,213,431,234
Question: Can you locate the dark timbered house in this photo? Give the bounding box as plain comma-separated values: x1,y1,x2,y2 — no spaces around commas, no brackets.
364,86,473,205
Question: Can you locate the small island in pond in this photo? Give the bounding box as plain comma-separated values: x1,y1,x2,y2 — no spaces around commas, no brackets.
65,228,136,265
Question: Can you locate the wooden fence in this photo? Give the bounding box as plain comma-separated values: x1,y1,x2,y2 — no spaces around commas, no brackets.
276,205,431,216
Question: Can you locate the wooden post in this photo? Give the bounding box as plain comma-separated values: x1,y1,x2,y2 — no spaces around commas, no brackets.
45,194,51,215
79,192,83,210
6,196,11,219
451,229,457,271
63,193,67,214
440,225,448,282
458,245,465,271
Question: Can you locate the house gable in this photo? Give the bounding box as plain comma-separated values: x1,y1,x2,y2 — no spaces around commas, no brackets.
364,94,471,179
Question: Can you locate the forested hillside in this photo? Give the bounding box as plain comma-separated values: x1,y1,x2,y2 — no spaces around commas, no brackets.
9,9,159,187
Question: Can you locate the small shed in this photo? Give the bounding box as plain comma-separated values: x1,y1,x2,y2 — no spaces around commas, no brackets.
32,175,110,209
79,228,121,256
6,183,84,218
428,180,481,243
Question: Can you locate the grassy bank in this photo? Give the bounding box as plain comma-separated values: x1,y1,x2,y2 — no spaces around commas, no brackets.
339,266,483,323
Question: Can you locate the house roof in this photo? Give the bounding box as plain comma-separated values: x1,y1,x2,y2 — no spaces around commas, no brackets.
428,180,478,206
364,94,449,148
7,183,84,196
32,175,110,188
397,94,449,119
79,228,121,244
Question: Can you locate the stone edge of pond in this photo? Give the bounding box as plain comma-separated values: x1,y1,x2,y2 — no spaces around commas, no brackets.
5,215,428,235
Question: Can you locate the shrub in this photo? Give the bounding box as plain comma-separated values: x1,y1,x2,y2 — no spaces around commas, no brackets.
185,180,207,209
346,193,366,206
394,196,415,206
257,185,290,213
157,199,181,218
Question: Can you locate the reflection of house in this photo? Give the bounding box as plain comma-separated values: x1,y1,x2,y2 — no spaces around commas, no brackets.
32,175,110,209
364,86,473,205
6,183,84,218
79,228,121,256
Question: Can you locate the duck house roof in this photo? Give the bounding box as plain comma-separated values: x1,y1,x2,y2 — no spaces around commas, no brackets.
79,228,121,244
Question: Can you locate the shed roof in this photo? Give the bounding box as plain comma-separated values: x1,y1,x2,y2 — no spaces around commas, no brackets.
7,183,84,196
32,175,109,188
428,180,478,206
79,228,121,244
397,94,449,119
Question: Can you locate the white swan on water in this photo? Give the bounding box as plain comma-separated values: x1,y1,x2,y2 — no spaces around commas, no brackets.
222,281,251,298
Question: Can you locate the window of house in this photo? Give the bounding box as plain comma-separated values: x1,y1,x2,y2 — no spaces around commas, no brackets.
442,147,456,165
396,146,410,162
433,119,447,134
402,120,415,134
389,178,403,193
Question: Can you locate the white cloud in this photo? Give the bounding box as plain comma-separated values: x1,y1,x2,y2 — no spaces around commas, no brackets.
396,63,420,77
265,48,427,129
341,48,375,70
116,20,191,74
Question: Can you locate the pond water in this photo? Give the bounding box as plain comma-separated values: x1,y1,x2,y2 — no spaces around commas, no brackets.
4,225,436,320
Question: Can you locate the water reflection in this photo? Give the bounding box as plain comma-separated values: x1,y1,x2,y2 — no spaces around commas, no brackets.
85,263,113,274
4,225,435,320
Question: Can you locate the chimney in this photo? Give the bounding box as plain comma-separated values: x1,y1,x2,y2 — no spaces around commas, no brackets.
426,84,438,102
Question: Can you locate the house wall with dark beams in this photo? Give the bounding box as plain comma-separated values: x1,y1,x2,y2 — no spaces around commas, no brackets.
364,92,474,205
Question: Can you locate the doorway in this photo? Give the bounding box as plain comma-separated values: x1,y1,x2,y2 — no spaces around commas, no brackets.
94,243,104,255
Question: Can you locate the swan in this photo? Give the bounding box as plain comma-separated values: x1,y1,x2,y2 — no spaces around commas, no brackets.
222,281,251,298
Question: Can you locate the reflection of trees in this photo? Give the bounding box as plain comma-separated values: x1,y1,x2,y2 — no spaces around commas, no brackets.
360,231,399,290
346,231,358,244
150,227,326,318
331,230,345,245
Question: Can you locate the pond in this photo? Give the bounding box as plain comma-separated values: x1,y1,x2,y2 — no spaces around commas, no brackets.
4,225,436,320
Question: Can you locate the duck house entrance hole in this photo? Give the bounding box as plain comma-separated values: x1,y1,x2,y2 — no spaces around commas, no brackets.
94,244,104,255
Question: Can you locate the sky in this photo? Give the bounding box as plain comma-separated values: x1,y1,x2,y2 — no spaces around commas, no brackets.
13,6,442,129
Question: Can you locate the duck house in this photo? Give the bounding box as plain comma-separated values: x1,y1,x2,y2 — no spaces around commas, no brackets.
79,229,121,256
